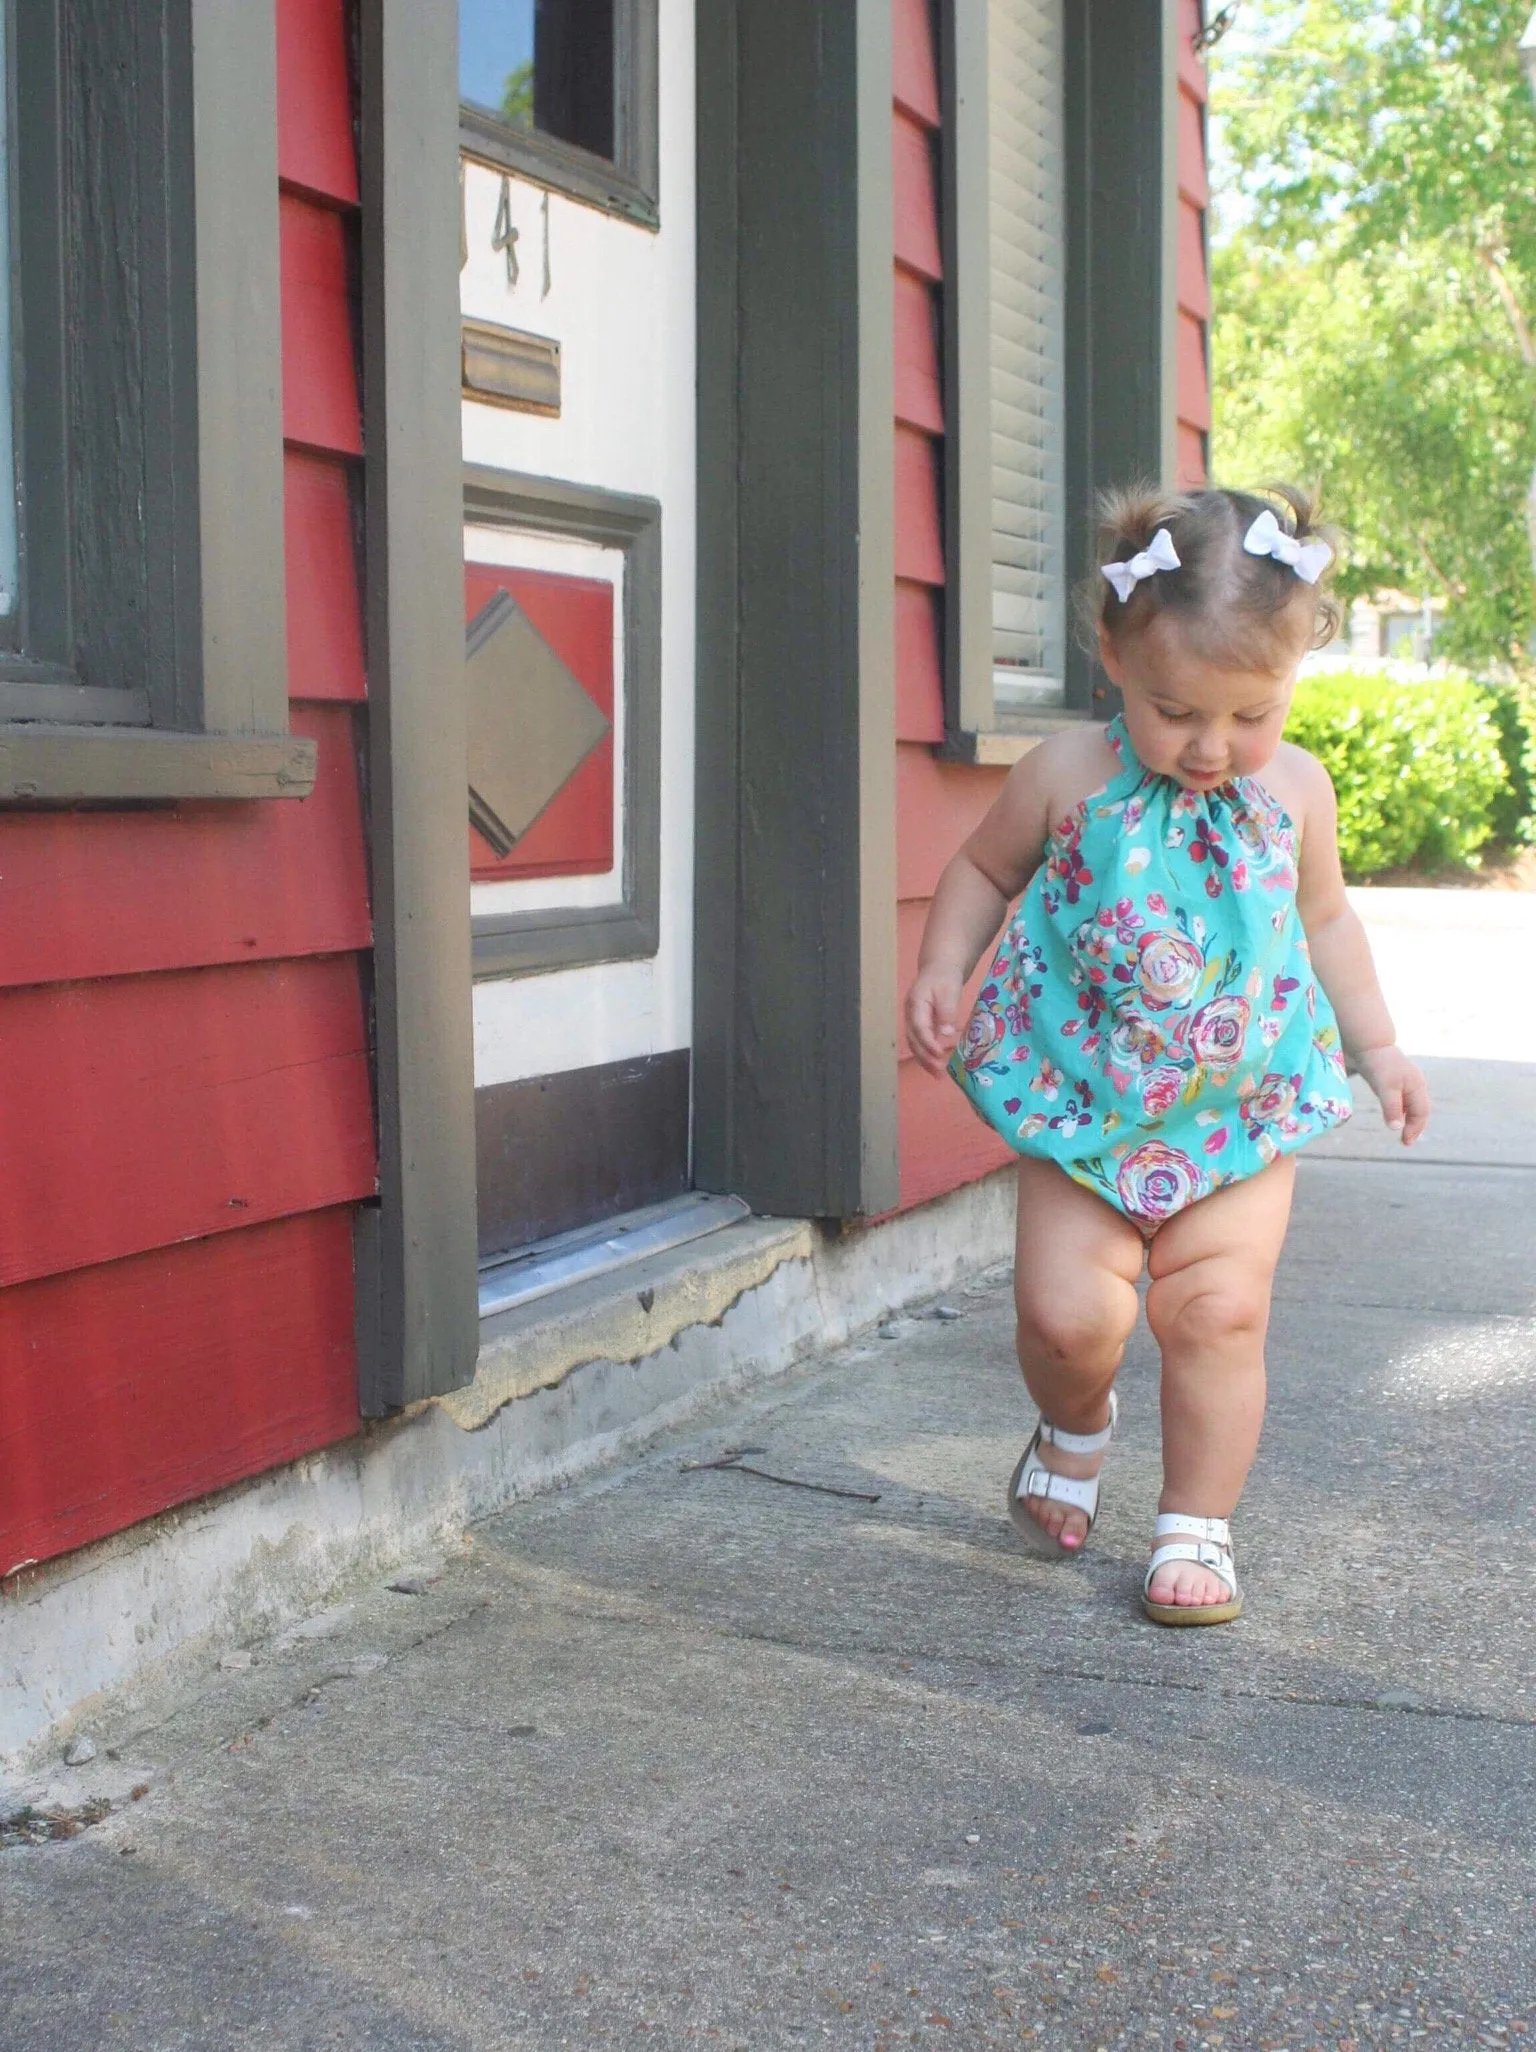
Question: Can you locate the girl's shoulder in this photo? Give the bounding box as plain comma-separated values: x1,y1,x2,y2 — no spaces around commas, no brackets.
1257,739,1334,830
1020,720,1123,826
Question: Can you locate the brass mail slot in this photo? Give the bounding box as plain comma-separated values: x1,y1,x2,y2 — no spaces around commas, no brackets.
462,318,562,417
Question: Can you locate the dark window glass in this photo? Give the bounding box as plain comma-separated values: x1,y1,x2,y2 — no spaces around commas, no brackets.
460,0,615,164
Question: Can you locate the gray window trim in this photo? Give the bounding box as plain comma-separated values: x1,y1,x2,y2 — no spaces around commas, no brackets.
0,0,313,805
355,0,481,1413
463,466,662,984
459,0,660,231
694,0,899,1223
1061,0,1177,719
940,0,1175,756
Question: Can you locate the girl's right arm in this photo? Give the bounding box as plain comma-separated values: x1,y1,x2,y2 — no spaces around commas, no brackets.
904,741,1058,1077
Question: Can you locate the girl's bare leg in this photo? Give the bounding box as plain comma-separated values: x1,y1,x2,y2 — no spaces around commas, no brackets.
1143,1155,1297,1607
1012,1158,1145,1550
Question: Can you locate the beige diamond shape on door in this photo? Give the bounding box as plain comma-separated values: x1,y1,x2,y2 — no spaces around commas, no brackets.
465,588,612,860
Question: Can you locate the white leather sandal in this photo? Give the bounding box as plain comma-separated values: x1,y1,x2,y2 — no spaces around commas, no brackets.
1006,1390,1118,1555
1142,1512,1242,1626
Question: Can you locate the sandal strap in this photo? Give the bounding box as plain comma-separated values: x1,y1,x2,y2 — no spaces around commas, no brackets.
1021,1467,1101,1517
1152,1511,1231,1547
1038,1388,1118,1457
1143,1540,1238,1602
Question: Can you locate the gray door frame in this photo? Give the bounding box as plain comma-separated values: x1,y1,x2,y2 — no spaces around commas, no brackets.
694,0,899,1223
354,0,480,1413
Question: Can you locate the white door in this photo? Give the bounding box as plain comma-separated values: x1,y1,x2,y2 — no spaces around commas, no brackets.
457,0,695,1265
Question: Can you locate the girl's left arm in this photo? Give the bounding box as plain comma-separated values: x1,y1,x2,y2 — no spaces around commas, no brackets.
1289,749,1431,1145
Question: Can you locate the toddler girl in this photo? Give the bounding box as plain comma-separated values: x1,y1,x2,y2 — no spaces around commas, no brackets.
905,485,1429,1626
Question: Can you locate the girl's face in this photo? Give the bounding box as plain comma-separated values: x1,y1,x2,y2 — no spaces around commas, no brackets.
1098,614,1299,790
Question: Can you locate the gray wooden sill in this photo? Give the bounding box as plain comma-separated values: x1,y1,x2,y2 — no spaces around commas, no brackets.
0,726,318,803
941,706,1096,767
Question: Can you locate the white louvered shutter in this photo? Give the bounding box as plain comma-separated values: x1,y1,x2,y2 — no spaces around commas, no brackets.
989,0,1066,703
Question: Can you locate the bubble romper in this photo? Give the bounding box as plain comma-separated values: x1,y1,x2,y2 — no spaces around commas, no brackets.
949,715,1352,1229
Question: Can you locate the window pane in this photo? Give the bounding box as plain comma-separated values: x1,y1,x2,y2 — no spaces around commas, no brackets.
460,0,615,164
988,0,1065,691
0,2,17,616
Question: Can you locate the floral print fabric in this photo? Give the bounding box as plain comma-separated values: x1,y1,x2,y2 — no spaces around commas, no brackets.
950,716,1351,1228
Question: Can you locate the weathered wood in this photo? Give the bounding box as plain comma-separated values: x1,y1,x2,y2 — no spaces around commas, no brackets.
0,1210,360,1577
357,0,480,1408
476,1051,691,1259
694,0,898,1221
0,728,317,802
0,956,375,1286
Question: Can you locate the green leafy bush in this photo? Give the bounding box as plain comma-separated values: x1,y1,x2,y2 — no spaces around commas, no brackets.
1284,671,1508,878
1474,677,1536,847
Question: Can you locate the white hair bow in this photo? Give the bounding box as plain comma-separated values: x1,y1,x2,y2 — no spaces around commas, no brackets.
1242,508,1333,584
1101,527,1181,603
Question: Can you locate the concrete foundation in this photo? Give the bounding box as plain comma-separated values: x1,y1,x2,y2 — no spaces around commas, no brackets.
1,1167,1017,1779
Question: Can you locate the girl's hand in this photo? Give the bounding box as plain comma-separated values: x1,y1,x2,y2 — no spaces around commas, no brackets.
905,967,966,1077
1352,1044,1431,1145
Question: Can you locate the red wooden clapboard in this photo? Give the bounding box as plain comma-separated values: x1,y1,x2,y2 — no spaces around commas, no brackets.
0,1211,360,1577
464,563,615,882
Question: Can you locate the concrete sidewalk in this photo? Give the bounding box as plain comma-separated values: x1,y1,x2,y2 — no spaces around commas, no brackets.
3,890,1534,2050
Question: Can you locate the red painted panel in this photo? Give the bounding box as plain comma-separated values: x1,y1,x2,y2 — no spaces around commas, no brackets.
1178,89,1210,208
895,267,944,434
892,0,941,126
896,580,945,744
895,424,946,587
285,451,366,702
0,1211,360,1576
280,195,362,455
0,956,376,1286
1177,421,1208,490
898,1055,1015,1212
464,563,615,882
276,0,359,206
893,112,942,283
1178,0,1210,101
897,743,1008,901
1177,308,1211,433
0,706,371,990
1177,197,1211,322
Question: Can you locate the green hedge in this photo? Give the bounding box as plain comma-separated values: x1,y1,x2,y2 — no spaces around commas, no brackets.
1284,670,1510,877
1476,677,1536,847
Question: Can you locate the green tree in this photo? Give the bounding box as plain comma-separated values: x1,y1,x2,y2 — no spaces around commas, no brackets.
1210,0,1536,663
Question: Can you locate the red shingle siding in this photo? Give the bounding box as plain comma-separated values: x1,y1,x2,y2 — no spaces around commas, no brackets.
0,0,375,1576
891,0,1016,1211
1175,0,1210,486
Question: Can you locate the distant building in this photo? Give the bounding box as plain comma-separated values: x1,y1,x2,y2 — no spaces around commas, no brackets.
1347,593,1448,666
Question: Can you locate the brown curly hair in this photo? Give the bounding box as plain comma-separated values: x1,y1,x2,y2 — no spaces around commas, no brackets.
1084,482,1343,671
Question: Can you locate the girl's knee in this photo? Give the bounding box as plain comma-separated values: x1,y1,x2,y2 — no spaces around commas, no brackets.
1145,1265,1271,1352
1015,1279,1136,1367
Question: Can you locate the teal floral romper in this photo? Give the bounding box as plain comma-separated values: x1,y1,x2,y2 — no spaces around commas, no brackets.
950,715,1351,1228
